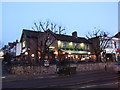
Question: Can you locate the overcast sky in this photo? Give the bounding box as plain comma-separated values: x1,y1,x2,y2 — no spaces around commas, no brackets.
1,2,118,46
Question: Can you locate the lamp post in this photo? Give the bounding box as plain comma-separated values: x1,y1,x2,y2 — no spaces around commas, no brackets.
0,50,4,89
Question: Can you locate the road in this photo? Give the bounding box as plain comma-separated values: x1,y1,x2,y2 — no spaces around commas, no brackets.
2,70,120,89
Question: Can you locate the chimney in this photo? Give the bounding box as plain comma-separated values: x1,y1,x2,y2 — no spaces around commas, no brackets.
16,40,18,43
72,31,77,37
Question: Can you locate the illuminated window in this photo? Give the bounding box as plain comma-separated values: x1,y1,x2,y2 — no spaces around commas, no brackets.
80,43,85,49
58,41,62,48
69,42,73,47
22,41,26,47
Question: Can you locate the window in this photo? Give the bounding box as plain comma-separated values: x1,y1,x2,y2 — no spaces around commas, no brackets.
46,40,52,46
63,42,66,48
22,41,26,48
75,43,79,49
86,44,89,50
80,43,85,50
106,40,113,48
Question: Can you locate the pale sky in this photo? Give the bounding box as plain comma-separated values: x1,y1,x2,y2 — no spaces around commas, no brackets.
1,2,118,46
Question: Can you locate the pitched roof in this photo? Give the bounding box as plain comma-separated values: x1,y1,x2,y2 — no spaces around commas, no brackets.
20,29,43,42
54,34,90,43
20,29,90,44
114,32,120,38
23,29,39,38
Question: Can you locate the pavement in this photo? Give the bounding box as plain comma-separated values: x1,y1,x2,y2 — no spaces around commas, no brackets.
2,69,114,82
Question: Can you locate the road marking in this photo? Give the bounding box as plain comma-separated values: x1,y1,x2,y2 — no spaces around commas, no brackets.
35,75,119,88
81,81,119,88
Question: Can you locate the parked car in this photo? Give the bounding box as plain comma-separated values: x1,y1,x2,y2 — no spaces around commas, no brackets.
113,62,120,73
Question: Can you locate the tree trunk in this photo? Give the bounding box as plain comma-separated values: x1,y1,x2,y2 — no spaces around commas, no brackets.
96,54,101,62
40,52,45,66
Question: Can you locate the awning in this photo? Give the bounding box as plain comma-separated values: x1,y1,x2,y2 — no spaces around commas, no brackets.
61,49,89,54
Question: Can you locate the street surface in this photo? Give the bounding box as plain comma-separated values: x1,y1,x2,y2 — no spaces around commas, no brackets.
2,70,120,89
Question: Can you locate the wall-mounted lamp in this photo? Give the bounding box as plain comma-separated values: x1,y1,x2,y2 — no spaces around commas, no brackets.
25,52,28,55
31,54,35,58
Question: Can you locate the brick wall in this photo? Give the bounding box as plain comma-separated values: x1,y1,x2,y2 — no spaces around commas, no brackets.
71,62,114,72
10,62,115,75
10,65,56,75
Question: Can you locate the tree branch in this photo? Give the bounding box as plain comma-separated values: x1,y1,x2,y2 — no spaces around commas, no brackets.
39,22,45,31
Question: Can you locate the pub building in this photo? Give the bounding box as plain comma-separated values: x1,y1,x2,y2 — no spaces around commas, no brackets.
20,29,94,65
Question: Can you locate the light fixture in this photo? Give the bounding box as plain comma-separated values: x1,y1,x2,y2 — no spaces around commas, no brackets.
31,54,35,57
88,52,91,55
68,55,71,57
58,40,61,43
69,42,73,47
25,52,28,55
69,52,71,54
62,52,65,54
76,55,78,59
80,43,85,47
54,51,58,56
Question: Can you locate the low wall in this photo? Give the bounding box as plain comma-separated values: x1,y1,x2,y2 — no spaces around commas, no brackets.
10,62,115,75
10,65,56,75
71,62,114,72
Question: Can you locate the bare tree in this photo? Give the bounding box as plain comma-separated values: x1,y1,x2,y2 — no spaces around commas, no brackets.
32,20,66,64
39,30,57,63
86,28,113,62
32,20,66,34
